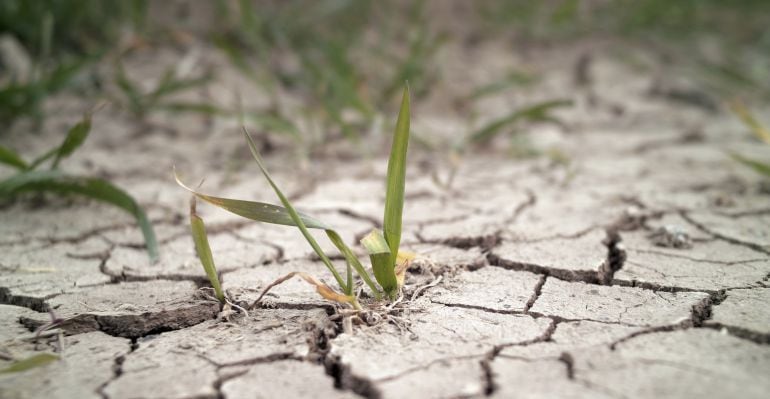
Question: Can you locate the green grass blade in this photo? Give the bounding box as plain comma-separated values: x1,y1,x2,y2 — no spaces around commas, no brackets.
0,353,59,374
325,229,381,298
0,170,159,262
51,114,92,169
469,99,573,143
242,128,347,292
345,257,353,296
0,145,28,170
730,153,770,177
360,229,397,299
174,170,330,229
383,85,410,279
190,199,225,303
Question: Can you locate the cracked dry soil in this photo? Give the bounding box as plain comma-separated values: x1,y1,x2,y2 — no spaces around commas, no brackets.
2,45,770,398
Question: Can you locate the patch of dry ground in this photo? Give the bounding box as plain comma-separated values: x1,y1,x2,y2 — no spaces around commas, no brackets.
1,40,769,398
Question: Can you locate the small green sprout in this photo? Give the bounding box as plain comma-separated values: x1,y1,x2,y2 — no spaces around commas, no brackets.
176,85,413,307
0,113,158,261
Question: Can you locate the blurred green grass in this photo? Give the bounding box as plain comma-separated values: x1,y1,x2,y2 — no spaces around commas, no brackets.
0,0,146,57
0,0,147,127
2,0,770,134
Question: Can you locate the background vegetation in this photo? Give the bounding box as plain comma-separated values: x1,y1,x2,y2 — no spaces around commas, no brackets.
1,0,768,134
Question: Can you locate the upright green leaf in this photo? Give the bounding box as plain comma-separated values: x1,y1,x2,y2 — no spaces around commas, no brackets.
0,170,158,262
0,145,28,170
360,229,397,298
242,128,347,292
190,199,225,303
345,254,353,296
382,85,410,282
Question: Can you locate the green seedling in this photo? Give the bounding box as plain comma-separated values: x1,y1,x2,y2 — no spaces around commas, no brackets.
468,99,573,145
729,100,770,177
114,63,220,120
0,113,158,261
176,85,413,308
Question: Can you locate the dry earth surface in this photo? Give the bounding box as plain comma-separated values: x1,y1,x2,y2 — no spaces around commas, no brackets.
1,39,769,399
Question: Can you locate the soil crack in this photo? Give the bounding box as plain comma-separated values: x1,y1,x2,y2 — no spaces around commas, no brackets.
680,211,770,255
598,229,626,285
524,275,547,312
0,287,55,312
608,292,715,349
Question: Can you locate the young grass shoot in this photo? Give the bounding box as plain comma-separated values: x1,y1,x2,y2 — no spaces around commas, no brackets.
176,85,413,309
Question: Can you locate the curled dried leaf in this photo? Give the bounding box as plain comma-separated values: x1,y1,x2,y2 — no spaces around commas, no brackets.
395,250,416,288
252,272,359,309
